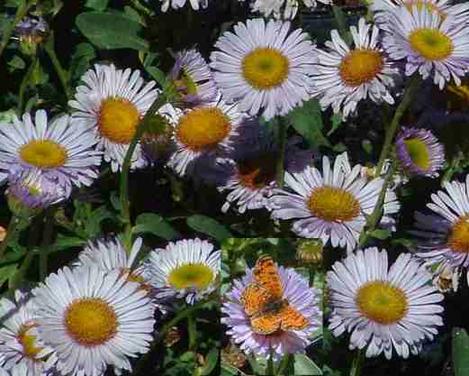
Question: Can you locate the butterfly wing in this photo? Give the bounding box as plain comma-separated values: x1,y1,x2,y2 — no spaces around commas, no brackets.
250,310,283,335
241,283,273,317
280,304,309,331
253,255,283,300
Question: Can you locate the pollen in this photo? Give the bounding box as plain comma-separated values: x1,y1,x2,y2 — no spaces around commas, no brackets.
98,97,140,144
19,140,68,169
242,47,290,90
339,49,384,87
448,215,469,253
65,298,118,346
176,107,231,151
409,28,453,61
167,263,214,290
307,186,360,222
356,281,408,324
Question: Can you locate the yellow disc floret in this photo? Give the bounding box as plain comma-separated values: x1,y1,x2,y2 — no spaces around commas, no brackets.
242,47,290,90
409,28,453,61
176,107,231,151
168,263,214,290
98,97,140,144
339,49,384,87
20,140,68,169
65,298,118,346
308,186,360,222
356,281,408,324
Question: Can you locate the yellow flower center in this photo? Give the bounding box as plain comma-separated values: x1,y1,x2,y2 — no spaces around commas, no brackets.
237,154,276,189
403,138,430,170
307,186,360,222
448,215,469,253
408,28,453,61
65,298,118,346
356,281,408,324
339,49,384,87
167,263,214,290
19,140,68,169
17,324,43,359
98,97,140,144
241,47,290,90
176,107,231,151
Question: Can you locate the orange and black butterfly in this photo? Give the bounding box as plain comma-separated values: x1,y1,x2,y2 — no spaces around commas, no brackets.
240,255,309,335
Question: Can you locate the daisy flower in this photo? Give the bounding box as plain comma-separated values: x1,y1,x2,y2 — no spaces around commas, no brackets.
159,0,208,11
241,0,331,19
382,7,469,89
145,238,220,304
166,98,245,176
33,266,155,376
371,0,469,27
413,175,469,283
6,171,67,213
170,49,218,106
311,18,398,119
327,247,444,359
0,110,101,197
222,257,321,360
395,127,444,177
75,237,152,290
0,291,57,376
69,64,160,172
210,18,318,120
270,153,399,252
218,130,314,214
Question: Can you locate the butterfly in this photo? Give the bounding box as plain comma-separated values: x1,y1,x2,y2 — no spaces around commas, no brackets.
240,255,309,335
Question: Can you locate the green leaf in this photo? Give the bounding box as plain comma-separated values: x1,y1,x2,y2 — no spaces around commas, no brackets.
186,215,232,242
85,0,109,11
69,42,96,81
221,363,241,376
289,99,330,148
0,265,18,288
369,229,391,240
133,213,179,240
84,206,114,237
76,11,148,51
52,234,87,253
332,5,352,45
293,354,322,375
361,139,373,155
453,328,469,376
327,113,343,136
8,55,25,71
200,348,219,375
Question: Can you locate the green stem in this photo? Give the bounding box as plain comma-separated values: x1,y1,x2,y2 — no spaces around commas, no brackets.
276,354,291,375
375,75,421,176
187,314,197,350
275,118,289,188
0,215,20,261
0,1,33,60
39,209,55,280
266,356,275,376
349,350,364,376
44,33,70,99
18,56,38,113
358,161,397,248
133,301,208,375
119,96,167,245
9,250,35,290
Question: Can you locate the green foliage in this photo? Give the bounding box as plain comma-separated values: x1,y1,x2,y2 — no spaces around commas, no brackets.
76,11,148,51
186,215,233,242
453,328,469,376
133,213,180,240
